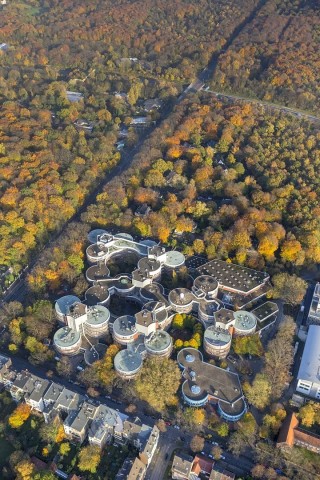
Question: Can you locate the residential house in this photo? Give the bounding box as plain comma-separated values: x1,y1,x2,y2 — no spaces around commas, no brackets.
63,401,97,444
139,425,159,467
0,354,12,385
116,457,146,480
307,283,320,325
210,466,235,480
191,455,214,478
10,371,33,401
172,453,193,480
24,376,50,412
88,404,121,448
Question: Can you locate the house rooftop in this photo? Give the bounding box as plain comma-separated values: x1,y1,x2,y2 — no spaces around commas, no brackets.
25,376,50,403
64,401,97,432
210,465,236,480
172,453,193,477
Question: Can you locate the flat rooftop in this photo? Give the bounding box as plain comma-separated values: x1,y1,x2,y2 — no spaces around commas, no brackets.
87,229,108,244
204,326,231,346
135,301,168,326
144,330,172,352
251,302,279,322
85,283,110,305
114,350,143,373
165,250,185,267
86,263,110,281
297,325,320,384
214,308,235,325
178,348,243,404
233,310,257,331
169,288,194,306
54,327,81,348
55,295,80,316
86,305,110,325
113,315,136,336
194,275,219,293
197,259,269,294
138,257,161,272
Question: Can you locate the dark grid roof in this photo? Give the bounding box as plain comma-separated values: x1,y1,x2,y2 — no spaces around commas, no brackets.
197,259,269,294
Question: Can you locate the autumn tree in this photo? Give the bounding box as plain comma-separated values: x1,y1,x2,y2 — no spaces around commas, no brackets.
190,435,205,453
134,357,180,412
8,404,31,429
243,374,271,410
78,445,101,474
271,273,306,306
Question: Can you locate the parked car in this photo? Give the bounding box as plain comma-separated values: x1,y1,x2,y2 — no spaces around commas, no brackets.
227,354,237,364
174,425,180,430
221,455,226,460
211,441,219,446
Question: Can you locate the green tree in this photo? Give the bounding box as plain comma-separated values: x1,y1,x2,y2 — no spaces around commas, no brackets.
78,445,101,474
59,442,71,456
190,435,204,453
243,374,271,410
272,273,306,305
134,358,180,412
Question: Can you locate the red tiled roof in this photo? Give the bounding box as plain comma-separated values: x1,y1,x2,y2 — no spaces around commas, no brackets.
192,455,214,475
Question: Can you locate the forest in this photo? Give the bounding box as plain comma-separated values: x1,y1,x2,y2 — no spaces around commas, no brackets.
212,0,320,112
25,91,320,294
0,0,261,283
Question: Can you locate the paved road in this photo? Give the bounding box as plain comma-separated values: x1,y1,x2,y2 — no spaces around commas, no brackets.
205,89,320,124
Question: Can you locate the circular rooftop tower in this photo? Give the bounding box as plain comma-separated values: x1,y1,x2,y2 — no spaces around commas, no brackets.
53,327,81,356
55,295,81,321
233,310,257,336
84,305,110,338
112,315,137,345
168,288,194,313
164,250,185,271
114,350,143,379
144,330,173,358
203,326,232,359
193,275,219,298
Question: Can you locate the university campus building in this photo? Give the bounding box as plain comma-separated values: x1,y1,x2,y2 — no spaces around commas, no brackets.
51,230,274,420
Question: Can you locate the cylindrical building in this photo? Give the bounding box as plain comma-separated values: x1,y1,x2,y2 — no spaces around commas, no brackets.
218,398,247,422
86,243,109,264
114,350,143,379
85,284,110,306
87,229,108,245
144,330,173,358
55,295,81,322
193,275,219,299
140,283,164,303
137,257,162,280
53,327,82,356
198,300,221,324
169,288,194,314
233,310,257,336
86,262,110,283
164,250,185,271
112,315,138,345
203,326,231,359
84,305,110,338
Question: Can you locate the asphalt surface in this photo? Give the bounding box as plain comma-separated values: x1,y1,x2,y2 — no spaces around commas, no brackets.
205,89,320,124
